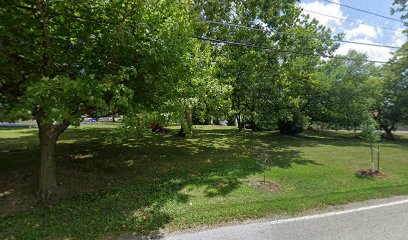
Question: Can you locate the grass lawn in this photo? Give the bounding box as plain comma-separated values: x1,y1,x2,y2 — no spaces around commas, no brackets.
1,125,408,239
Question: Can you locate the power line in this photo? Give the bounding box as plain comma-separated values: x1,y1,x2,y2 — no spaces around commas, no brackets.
322,0,404,23
337,40,399,49
203,20,401,49
204,20,265,33
302,9,403,33
195,36,389,64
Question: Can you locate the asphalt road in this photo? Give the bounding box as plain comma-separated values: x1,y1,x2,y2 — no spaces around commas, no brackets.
138,196,408,240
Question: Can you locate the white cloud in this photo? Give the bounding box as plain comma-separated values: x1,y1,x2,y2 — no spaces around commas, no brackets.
336,38,393,62
347,24,382,39
390,28,407,47
300,0,406,62
300,0,346,30
337,27,406,63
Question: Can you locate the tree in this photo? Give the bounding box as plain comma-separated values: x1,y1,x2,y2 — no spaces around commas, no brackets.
197,0,338,133
0,0,195,195
361,116,381,175
371,1,408,139
308,51,381,130
166,41,232,137
374,44,408,139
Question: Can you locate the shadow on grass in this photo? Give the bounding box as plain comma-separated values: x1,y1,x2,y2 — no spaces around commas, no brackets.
298,130,367,147
268,150,322,169
301,130,408,151
1,126,403,239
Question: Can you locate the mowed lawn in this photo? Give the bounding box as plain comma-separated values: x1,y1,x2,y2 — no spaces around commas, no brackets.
1,125,408,239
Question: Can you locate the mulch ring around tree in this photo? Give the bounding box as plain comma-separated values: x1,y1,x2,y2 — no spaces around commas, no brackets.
355,169,386,178
244,179,280,192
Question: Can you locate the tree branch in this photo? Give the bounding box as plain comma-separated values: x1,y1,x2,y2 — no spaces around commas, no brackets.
35,0,51,67
0,42,26,82
54,121,70,135
0,86,18,101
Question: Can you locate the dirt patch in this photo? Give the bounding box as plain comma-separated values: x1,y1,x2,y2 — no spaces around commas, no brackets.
0,169,70,217
0,157,122,217
244,179,279,192
355,169,386,178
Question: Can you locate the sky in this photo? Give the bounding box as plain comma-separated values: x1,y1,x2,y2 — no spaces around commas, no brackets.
299,0,407,62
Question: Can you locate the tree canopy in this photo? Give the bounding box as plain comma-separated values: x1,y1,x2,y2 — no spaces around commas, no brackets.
196,0,338,133
374,43,408,138
1,0,407,195
0,0,199,194
308,51,381,130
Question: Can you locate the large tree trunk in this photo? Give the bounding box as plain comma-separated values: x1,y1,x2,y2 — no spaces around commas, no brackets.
381,124,395,140
383,127,395,140
39,124,57,196
178,110,193,137
186,111,192,128
178,125,185,137
37,121,69,197
237,114,243,132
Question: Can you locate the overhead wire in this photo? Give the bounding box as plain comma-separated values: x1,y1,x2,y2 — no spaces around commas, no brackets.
203,20,401,49
302,9,403,33
195,36,389,64
337,40,400,49
10,0,395,64
322,0,404,23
